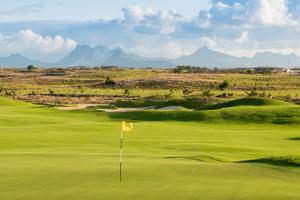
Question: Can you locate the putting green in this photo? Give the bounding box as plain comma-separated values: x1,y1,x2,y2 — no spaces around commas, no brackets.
1,98,300,200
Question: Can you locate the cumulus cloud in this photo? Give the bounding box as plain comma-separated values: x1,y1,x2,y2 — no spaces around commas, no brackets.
215,2,230,10
122,6,146,23
122,6,183,34
0,29,77,61
254,0,296,26
18,29,77,52
235,31,248,43
209,0,298,26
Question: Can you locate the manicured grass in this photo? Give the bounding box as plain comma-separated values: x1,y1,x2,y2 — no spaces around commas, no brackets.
1,98,300,200
202,97,291,110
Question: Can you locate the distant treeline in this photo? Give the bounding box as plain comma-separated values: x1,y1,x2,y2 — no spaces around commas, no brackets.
1,64,290,75
172,65,283,74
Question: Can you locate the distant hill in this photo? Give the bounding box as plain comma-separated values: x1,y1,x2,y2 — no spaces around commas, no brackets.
1,45,300,68
175,46,249,67
57,45,174,68
57,45,113,67
175,46,300,68
0,54,48,68
250,52,300,67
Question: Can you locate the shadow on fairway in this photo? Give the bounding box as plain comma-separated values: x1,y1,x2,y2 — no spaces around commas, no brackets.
202,97,290,110
165,154,226,163
108,110,214,122
238,156,300,167
288,137,300,141
107,107,300,124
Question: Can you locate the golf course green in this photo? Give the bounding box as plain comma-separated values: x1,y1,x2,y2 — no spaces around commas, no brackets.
1,97,300,200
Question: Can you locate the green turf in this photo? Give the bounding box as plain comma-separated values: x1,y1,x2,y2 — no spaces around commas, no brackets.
202,97,292,110
1,97,300,200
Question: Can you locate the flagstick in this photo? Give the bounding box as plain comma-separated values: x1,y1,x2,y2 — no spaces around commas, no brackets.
119,130,123,183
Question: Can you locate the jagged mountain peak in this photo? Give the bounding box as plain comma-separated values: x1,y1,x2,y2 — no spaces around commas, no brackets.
2,44,300,68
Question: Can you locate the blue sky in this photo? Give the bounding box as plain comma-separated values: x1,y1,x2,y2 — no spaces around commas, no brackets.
0,0,211,21
1,0,300,62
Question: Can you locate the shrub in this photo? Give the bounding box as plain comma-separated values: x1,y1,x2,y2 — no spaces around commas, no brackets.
202,90,213,98
77,86,85,95
284,95,292,101
27,65,37,71
48,89,55,95
105,77,116,85
4,89,16,97
165,89,174,99
216,93,233,98
246,90,259,97
124,89,130,95
182,88,193,99
218,80,229,90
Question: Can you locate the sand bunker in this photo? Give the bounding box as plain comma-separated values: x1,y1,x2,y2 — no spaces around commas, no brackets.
97,106,155,113
58,105,185,112
57,104,99,110
158,106,184,111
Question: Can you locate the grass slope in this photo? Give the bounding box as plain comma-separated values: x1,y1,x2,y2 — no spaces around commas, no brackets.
0,97,30,106
1,97,300,200
110,98,300,124
203,97,290,110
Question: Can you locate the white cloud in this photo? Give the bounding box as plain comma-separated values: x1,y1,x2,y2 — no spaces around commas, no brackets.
255,0,296,26
0,29,77,61
215,2,230,10
122,6,146,23
129,40,189,58
18,29,77,52
235,31,248,43
200,37,217,48
122,6,183,34
194,10,211,28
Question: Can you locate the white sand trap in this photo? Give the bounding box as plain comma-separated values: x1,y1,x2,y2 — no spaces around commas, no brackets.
58,105,186,112
98,106,155,113
57,104,99,110
158,106,184,111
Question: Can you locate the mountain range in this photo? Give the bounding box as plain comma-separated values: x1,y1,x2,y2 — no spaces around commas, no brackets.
0,45,299,68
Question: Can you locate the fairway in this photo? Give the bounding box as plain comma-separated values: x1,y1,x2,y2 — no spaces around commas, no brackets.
1,98,300,200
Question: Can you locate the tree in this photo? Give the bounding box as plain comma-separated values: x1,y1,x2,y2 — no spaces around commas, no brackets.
219,80,229,90
27,65,36,71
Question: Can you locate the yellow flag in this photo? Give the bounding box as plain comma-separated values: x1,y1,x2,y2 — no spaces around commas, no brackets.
122,121,133,132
